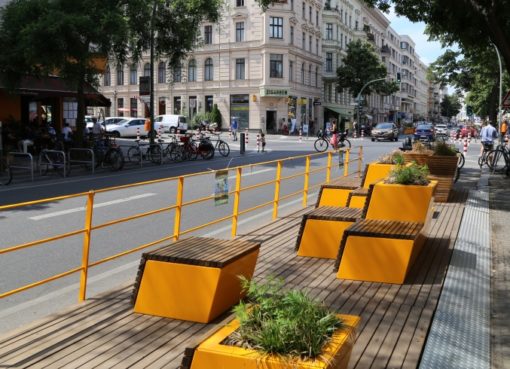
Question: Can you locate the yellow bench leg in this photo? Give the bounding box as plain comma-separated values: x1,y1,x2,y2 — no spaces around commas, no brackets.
348,195,367,209
318,188,352,207
297,219,354,259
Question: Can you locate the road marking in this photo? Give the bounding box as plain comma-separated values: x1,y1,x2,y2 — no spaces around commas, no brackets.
29,193,157,221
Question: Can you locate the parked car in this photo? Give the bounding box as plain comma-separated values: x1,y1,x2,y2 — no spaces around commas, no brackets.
85,115,96,130
371,122,399,142
154,114,188,133
106,118,148,137
414,124,435,142
103,117,126,127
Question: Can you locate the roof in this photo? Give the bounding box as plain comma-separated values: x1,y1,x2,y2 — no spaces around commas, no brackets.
0,75,110,107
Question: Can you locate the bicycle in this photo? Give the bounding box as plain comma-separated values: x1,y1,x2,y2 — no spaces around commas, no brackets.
39,149,68,177
0,155,12,185
127,139,162,165
488,143,509,175
314,130,351,152
208,132,230,157
92,134,124,171
478,142,495,168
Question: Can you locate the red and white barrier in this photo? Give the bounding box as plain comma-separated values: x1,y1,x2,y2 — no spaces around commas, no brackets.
136,127,140,141
245,129,249,146
463,138,468,154
256,134,261,152
299,129,302,143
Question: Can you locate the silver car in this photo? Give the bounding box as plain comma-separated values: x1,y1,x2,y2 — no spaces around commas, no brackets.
371,122,399,142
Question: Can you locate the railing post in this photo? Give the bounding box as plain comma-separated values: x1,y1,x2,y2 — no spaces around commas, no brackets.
344,149,350,177
231,167,242,238
272,161,283,219
358,146,363,178
79,190,95,302
173,176,184,241
302,156,311,208
326,151,333,183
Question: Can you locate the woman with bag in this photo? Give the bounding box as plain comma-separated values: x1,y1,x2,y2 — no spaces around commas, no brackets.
329,120,338,149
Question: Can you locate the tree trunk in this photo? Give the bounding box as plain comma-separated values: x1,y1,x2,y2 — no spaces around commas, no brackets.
76,77,86,148
485,8,510,75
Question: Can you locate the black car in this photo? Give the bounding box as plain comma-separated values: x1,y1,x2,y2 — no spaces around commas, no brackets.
371,122,399,142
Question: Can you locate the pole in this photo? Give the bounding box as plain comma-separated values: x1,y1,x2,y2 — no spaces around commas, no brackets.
356,77,387,136
492,43,503,139
149,0,157,145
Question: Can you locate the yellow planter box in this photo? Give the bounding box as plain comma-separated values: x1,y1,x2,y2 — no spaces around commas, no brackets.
361,163,395,189
133,237,260,323
190,315,360,369
364,181,437,223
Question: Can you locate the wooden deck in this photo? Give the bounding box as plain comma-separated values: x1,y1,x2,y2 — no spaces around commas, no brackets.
0,190,467,369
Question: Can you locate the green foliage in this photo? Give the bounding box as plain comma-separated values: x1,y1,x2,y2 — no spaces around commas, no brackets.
440,94,462,118
336,40,397,98
378,151,404,165
433,142,457,157
231,277,342,359
386,163,430,186
210,103,222,128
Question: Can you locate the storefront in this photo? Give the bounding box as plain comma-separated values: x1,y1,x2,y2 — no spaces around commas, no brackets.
230,94,249,130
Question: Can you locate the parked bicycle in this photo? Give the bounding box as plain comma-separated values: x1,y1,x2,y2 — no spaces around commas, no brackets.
207,132,230,157
314,129,351,152
39,149,68,177
478,142,495,168
127,139,162,165
487,143,509,175
92,133,124,171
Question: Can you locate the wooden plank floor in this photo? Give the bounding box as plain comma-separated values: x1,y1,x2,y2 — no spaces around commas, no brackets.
0,190,467,369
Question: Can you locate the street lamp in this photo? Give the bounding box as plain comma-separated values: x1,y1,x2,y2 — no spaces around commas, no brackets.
355,77,387,134
492,42,503,140
148,0,157,145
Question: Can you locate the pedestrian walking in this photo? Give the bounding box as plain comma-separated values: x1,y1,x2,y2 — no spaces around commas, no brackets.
261,133,266,152
231,117,238,141
500,119,508,143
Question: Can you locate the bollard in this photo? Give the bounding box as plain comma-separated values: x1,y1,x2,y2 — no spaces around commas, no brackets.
240,132,246,154
256,134,260,152
136,127,140,141
463,138,468,154
157,126,162,141
229,126,232,140
353,129,357,139
245,129,249,146
299,129,302,142
361,129,364,139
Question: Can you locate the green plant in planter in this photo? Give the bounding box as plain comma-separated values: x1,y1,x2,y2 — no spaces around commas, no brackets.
230,277,342,359
385,163,430,185
433,141,458,156
378,150,405,165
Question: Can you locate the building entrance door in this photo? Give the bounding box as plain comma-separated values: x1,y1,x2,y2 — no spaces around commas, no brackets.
266,111,277,133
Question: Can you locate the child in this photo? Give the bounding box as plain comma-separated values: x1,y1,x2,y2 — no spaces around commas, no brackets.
261,133,266,152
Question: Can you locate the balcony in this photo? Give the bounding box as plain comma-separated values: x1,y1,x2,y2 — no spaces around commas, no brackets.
380,45,391,55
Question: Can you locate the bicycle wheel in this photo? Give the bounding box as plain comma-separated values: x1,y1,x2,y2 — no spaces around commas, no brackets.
314,138,329,152
0,163,12,185
148,145,162,164
106,149,124,171
490,149,507,173
477,154,485,168
218,141,230,157
199,142,215,160
338,139,351,149
127,146,141,163
186,143,198,161
457,152,465,169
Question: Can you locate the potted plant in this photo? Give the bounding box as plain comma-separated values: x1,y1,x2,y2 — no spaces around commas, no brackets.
361,150,405,189
188,277,359,369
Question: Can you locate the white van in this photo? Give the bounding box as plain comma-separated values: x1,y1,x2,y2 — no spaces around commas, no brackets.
154,115,188,133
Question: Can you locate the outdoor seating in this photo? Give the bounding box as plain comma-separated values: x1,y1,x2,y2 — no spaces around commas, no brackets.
132,237,260,323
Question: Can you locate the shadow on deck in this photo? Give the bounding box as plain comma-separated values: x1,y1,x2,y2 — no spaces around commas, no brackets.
0,190,468,369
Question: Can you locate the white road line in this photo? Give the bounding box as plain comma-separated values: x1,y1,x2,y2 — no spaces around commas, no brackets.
29,193,157,221
228,167,274,179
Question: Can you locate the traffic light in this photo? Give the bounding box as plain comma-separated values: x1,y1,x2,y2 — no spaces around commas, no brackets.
466,105,473,116
396,72,401,83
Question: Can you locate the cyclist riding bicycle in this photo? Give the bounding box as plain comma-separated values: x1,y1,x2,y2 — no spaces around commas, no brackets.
479,121,497,156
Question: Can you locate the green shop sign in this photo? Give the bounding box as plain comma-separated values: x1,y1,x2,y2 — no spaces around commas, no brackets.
260,87,289,97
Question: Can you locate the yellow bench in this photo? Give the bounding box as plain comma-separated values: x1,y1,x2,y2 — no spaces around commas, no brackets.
132,237,260,323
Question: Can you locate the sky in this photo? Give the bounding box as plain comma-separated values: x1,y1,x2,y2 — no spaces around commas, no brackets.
385,7,448,66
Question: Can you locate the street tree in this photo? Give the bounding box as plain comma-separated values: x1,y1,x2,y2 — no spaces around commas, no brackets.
362,0,510,75
440,93,462,120
0,0,221,145
335,39,399,98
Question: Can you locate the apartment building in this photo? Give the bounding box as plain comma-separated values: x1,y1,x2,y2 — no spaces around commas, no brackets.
415,59,430,121
99,0,322,133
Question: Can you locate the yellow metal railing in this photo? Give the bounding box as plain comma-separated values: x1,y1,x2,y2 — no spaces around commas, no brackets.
0,147,363,301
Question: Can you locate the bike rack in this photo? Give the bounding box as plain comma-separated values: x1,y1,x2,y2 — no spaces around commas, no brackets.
8,152,35,181
125,142,163,168
68,148,95,174
38,150,67,177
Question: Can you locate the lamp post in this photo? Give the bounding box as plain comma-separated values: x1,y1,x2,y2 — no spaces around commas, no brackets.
492,43,503,139
148,0,157,144
356,77,387,135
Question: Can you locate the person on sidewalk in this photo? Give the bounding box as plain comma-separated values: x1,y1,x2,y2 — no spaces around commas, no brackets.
479,121,497,156
231,117,238,141
500,119,508,143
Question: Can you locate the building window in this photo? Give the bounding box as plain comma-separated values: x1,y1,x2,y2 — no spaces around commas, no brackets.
204,25,212,44
117,98,124,117
143,63,150,77
302,2,305,19
103,65,111,86
188,59,196,82
235,58,245,80
316,10,319,25
289,61,293,82
173,65,182,82
308,65,312,86
326,23,333,40
269,54,283,78
130,97,137,117
236,22,244,42
316,38,319,55
173,96,181,114
291,0,294,11
159,97,166,115
158,62,166,83
204,58,213,81
116,64,124,85
309,35,312,51
290,26,294,44
302,32,305,49
315,66,318,87
205,95,214,112
236,0,244,6
326,53,333,72
301,63,305,84
309,6,312,23
269,16,283,39
129,64,137,85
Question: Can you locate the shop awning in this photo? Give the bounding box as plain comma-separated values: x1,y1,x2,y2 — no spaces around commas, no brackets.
324,105,353,118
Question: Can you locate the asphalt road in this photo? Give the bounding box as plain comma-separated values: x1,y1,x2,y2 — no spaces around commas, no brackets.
0,134,402,333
